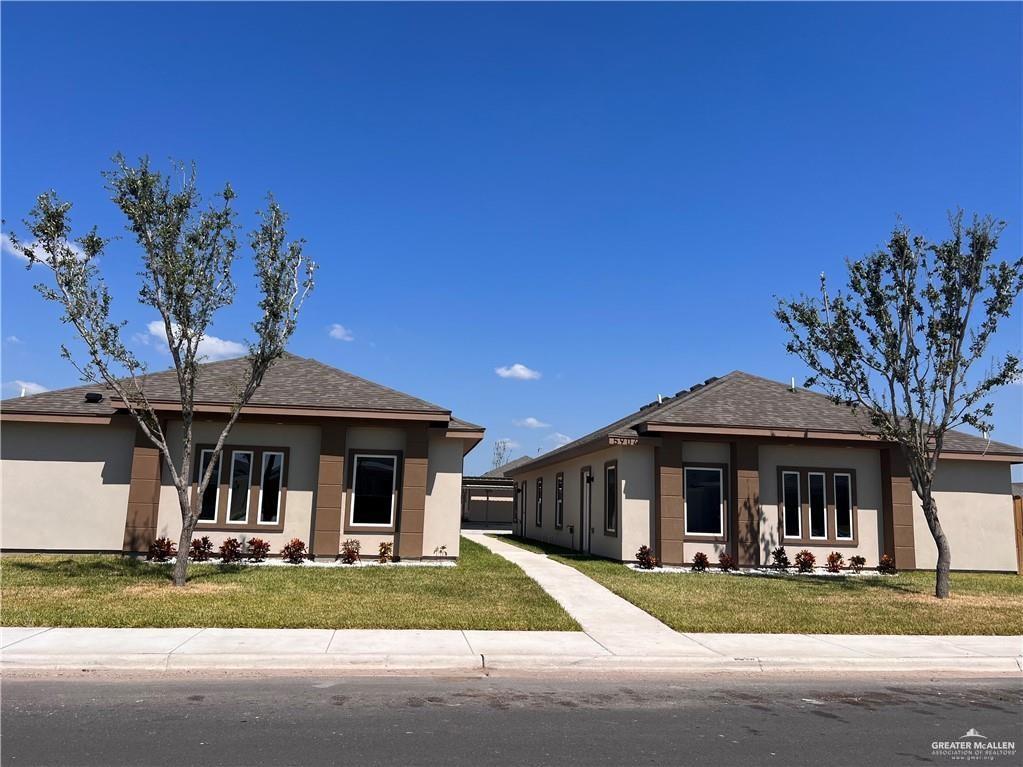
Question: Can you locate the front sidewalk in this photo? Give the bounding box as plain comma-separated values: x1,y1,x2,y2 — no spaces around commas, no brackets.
3,627,1020,674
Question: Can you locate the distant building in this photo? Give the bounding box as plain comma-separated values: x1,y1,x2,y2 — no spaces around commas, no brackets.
461,456,532,528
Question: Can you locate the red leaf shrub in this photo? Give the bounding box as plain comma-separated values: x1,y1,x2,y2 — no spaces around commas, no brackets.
247,537,271,562
771,547,790,570
339,538,361,565
691,551,709,572
218,537,243,563
636,545,658,570
189,536,214,562
281,538,308,564
794,549,816,573
718,552,736,572
825,551,844,573
877,553,898,575
378,541,393,564
148,537,176,562
849,555,866,573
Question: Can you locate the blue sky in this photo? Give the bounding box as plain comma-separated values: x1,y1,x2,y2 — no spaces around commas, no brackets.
2,2,1020,477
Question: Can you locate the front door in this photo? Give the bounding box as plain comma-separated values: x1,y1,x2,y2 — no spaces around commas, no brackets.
580,468,592,553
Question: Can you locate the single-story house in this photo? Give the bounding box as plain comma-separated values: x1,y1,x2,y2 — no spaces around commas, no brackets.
505,371,1023,573
0,354,483,560
460,456,532,528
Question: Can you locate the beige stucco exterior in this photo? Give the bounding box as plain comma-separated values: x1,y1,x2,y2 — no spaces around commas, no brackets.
912,460,1017,572
423,434,464,558
1,420,136,551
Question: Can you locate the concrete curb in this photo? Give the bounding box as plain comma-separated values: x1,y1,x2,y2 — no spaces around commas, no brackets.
4,653,1020,675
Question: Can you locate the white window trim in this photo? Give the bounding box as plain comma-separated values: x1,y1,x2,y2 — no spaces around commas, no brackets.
257,451,286,526
605,464,618,534
781,470,802,540
555,474,564,527
683,466,724,537
808,471,828,540
226,450,254,525
348,453,397,528
197,449,221,522
535,477,543,526
833,472,854,540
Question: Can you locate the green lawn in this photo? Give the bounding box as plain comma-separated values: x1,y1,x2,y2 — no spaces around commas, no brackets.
0,537,579,631
491,535,1023,635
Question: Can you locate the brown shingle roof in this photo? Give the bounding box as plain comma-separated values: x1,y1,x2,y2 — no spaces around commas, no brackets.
1,353,454,418
506,371,1023,474
482,455,533,478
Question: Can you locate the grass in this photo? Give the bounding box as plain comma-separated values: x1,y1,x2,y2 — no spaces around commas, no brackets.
0,537,579,631
492,535,1023,635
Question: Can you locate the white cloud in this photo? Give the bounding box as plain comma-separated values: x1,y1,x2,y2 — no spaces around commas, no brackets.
328,323,354,342
546,432,573,447
2,231,85,261
5,335,23,344
2,380,48,398
514,416,550,429
495,363,542,380
138,320,246,362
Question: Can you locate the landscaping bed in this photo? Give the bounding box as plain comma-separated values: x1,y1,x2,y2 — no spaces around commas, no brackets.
492,535,1023,635
0,537,579,631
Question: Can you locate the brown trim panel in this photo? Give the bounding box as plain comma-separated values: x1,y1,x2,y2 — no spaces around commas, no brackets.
655,438,684,565
397,426,429,559
881,448,916,568
123,427,162,553
312,423,347,557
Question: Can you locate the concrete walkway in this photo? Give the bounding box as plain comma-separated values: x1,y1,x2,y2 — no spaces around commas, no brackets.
466,531,715,657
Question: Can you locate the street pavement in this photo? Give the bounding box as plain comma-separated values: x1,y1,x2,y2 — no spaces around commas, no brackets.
2,673,1020,766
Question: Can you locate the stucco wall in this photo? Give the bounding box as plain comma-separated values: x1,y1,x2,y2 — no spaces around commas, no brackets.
758,444,883,566
156,420,321,551
512,446,626,560
423,435,464,558
1,420,135,551
912,460,1017,572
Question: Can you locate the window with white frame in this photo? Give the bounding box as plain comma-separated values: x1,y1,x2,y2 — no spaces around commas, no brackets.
196,449,221,522
604,462,618,534
259,451,286,525
228,451,253,523
834,473,853,540
781,470,801,539
349,454,397,527
808,471,827,539
535,477,543,526
684,466,723,536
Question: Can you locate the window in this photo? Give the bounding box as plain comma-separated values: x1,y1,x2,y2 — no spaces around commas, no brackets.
782,471,801,539
554,473,564,529
259,451,285,525
535,477,543,526
349,454,397,527
834,473,853,540
196,449,221,521
808,472,827,539
604,462,618,534
684,467,724,536
228,451,253,523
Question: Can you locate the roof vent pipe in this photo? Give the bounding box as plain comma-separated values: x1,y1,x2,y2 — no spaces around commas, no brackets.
657,394,663,404
790,377,796,392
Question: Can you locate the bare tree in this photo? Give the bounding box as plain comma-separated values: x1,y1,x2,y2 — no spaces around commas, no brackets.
492,439,511,470
776,211,1022,598
10,156,316,586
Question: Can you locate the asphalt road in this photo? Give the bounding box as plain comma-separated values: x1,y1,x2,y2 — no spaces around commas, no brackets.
2,673,1020,766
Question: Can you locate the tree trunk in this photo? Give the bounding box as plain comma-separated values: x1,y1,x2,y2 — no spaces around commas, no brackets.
920,491,952,599
171,489,196,587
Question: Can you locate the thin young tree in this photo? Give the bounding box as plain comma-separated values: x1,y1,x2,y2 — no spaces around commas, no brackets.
776,211,1022,598
10,155,316,586
492,438,511,470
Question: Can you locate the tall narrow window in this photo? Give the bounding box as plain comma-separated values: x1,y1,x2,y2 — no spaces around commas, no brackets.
834,473,853,540
554,473,564,529
196,449,221,522
259,451,285,524
782,471,801,539
604,463,618,534
350,454,396,527
535,477,543,526
227,451,253,523
808,471,827,539
685,467,723,536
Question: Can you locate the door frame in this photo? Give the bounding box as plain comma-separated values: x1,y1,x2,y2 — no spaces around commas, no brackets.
580,466,592,554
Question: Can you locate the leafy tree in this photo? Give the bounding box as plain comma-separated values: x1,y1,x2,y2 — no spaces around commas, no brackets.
10,156,316,586
776,211,1022,598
